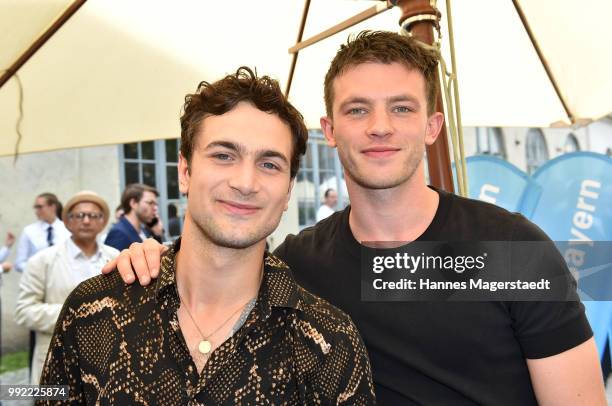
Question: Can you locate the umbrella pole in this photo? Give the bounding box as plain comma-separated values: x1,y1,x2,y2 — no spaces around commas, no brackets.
285,0,312,97
511,0,574,125
0,0,87,90
395,0,454,192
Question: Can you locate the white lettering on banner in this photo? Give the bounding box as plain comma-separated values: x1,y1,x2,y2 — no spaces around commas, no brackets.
478,184,500,204
566,179,601,279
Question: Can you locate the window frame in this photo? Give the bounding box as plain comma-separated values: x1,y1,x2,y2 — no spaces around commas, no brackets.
525,128,549,174
297,131,346,229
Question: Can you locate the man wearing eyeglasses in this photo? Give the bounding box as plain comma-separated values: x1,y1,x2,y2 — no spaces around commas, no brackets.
104,183,164,251
15,191,119,384
14,193,70,273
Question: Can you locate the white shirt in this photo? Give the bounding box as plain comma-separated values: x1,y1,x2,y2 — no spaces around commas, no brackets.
15,219,70,273
139,229,149,242
0,245,8,283
316,205,336,222
0,245,8,263
65,238,108,284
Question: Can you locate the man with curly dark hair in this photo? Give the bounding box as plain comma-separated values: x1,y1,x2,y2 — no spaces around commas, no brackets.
41,67,375,405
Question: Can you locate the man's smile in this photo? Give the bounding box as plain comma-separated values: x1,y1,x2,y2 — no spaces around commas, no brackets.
217,199,261,215
361,145,401,159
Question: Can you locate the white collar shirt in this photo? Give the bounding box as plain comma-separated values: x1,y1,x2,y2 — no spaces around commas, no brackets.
316,205,335,222
65,238,106,284
15,219,70,272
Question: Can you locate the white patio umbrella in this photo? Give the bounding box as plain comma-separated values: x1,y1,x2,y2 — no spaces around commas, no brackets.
1,0,611,157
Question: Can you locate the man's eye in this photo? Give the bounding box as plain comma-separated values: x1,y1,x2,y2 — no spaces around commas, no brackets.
262,162,280,171
214,153,232,161
393,106,414,113
348,107,367,115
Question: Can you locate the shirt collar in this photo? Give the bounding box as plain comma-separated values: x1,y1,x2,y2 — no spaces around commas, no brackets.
39,218,60,230
155,238,303,317
66,237,102,260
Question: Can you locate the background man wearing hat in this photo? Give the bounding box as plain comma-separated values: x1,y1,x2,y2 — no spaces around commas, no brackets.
15,191,119,384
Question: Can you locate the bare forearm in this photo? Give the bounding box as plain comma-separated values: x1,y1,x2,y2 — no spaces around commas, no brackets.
527,338,606,405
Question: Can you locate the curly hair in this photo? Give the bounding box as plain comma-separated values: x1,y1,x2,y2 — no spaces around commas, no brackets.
324,30,439,117
180,67,308,179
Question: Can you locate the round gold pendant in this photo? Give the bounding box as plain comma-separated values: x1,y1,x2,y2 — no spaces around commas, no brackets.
198,340,212,354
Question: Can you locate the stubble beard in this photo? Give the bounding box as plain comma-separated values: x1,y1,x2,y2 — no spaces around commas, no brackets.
136,209,153,225
190,211,279,250
340,143,425,190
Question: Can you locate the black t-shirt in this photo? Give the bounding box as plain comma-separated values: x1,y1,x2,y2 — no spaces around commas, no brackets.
274,187,592,405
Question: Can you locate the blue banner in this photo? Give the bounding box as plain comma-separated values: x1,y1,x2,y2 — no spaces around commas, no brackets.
453,156,537,213
529,152,612,241
455,152,612,361
527,152,612,359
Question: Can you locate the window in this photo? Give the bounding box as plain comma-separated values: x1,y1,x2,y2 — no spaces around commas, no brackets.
476,127,506,159
564,133,580,153
296,130,347,228
525,129,549,174
122,141,157,188
119,139,185,239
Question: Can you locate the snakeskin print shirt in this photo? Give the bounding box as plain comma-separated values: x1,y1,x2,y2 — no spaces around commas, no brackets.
39,242,376,405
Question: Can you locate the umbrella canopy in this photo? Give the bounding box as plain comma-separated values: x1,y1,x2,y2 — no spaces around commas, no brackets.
1,0,611,157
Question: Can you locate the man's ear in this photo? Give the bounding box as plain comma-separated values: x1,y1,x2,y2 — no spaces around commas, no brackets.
178,153,190,195
320,116,337,148
284,178,295,211
425,112,445,146
129,198,138,211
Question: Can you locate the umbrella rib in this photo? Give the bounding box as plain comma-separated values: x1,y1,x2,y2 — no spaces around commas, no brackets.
286,0,312,97
511,0,575,125
0,0,87,90
288,2,393,55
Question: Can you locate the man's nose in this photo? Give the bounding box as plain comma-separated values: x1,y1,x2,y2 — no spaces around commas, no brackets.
366,108,393,139
228,163,259,196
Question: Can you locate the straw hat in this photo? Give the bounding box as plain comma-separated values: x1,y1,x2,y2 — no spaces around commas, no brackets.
62,190,110,227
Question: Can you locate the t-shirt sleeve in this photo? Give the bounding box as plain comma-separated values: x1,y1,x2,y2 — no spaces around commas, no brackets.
508,214,593,359
510,300,592,359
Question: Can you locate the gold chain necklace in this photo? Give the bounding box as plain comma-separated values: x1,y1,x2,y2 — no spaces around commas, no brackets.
179,295,253,355
177,264,264,355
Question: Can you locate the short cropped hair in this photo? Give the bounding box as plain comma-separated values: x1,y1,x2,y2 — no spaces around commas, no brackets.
324,188,335,198
120,184,159,214
180,67,308,179
324,30,439,116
